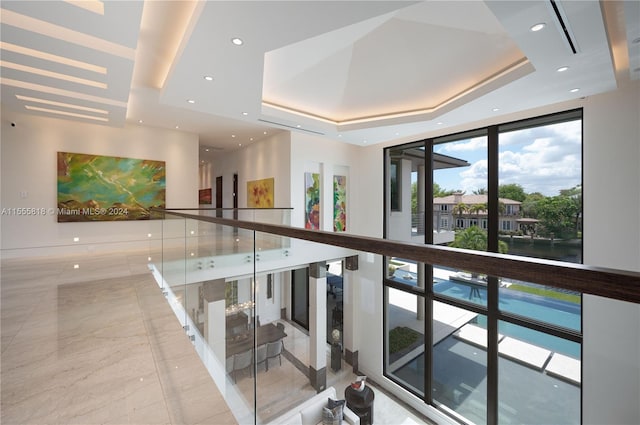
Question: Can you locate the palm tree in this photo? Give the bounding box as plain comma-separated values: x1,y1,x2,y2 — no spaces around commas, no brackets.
452,202,468,228
450,226,509,277
469,203,487,225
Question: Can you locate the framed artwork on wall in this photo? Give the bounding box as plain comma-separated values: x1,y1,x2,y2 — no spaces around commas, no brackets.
333,175,346,232
247,177,274,207
305,172,320,229
199,188,212,204
57,151,165,222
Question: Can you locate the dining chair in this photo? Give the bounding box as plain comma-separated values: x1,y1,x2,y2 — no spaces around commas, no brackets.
266,340,283,369
232,349,252,383
256,344,268,372
226,355,234,375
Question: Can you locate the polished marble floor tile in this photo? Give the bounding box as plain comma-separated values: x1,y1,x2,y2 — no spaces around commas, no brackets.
1,255,235,425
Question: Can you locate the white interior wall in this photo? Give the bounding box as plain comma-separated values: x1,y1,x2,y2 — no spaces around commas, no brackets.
290,133,357,230
210,132,291,210
0,112,199,257
581,81,640,425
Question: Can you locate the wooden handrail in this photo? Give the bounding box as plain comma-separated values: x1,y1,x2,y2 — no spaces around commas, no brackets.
154,209,640,304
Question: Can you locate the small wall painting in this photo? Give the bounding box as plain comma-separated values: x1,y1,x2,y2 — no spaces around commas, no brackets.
333,175,346,232
247,177,274,208
199,188,212,205
305,172,320,229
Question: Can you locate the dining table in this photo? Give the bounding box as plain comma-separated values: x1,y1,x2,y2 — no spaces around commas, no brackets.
226,323,287,357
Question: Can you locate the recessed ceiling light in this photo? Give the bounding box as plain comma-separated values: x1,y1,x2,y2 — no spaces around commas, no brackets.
492,108,500,112
239,143,242,147
175,125,179,129
187,99,195,104
296,125,301,128
437,122,443,125
231,37,243,46
557,66,569,72
570,88,580,93
263,131,267,135
242,112,248,116
338,134,342,138
530,23,546,32
138,119,143,123
205,148,210,152
250,138,254,141
203,75,214,81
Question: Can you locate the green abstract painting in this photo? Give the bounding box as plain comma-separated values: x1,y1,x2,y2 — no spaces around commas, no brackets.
57,152,166,222
333,175,346,232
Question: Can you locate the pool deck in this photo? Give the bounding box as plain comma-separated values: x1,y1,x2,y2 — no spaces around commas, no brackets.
453,323,580,385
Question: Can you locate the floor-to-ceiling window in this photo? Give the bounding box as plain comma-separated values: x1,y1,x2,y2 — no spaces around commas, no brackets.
384,109,583,425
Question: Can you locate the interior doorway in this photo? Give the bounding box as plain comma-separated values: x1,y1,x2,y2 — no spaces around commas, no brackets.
291,267,309,330
215,176,223,218
326,260,343,346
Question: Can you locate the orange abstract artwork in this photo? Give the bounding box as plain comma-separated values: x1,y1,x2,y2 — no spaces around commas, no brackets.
247,178,274,208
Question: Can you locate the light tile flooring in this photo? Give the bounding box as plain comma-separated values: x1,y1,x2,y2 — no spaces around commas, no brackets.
1,251,431,425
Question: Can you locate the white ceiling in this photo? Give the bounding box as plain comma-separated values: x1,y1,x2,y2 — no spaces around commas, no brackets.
1,1,638,162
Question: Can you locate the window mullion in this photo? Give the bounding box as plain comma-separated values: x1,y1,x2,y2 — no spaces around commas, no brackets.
487,125,499,425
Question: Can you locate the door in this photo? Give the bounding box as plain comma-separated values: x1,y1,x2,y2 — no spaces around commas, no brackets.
215,176,223,218
291,267,309,330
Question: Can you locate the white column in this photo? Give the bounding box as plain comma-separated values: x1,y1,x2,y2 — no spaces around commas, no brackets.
205,299,227,362
309,262,327,391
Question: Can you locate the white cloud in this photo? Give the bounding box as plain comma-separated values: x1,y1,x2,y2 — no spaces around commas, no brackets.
438,120,581,196
436,136,487,153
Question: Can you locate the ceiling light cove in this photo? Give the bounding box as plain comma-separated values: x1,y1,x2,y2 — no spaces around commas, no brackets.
262,58,533,132
25,105,108,122
63,0,105,16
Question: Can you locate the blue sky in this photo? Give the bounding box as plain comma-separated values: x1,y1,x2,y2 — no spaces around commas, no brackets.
432,120,582,197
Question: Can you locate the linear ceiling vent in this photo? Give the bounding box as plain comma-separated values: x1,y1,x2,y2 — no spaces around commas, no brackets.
548,0,579,54
258,119,325,135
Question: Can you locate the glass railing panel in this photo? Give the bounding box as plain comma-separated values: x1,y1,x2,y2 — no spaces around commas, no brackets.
385,286,425,396
433,307,488,425
497,321,580,424
252,231,355,424
159,213,187,291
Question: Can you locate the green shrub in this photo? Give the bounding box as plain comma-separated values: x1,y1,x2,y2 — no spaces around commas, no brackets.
389,326,420,354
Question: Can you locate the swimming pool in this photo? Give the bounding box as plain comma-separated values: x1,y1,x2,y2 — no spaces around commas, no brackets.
434,279,581,357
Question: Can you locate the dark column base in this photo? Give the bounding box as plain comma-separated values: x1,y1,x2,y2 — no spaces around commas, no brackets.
345,349,358,373
309,365,327,393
